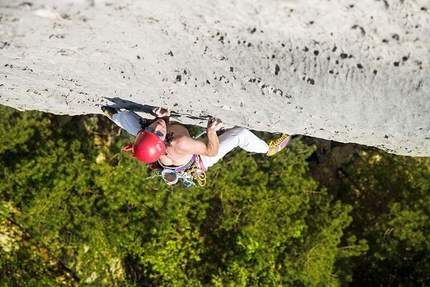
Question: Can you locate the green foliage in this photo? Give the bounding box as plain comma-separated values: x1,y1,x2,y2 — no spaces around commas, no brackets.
339,149,430,286
201,141,352,287
0,105,366,286
0,245,61,287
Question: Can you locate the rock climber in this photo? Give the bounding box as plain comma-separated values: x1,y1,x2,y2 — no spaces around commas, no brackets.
102,106,290,186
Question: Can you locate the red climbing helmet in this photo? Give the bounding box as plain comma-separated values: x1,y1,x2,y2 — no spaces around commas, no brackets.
123,130,166,163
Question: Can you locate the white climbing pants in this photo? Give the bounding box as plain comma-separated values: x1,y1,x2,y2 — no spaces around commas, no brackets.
111,110,143,136
111,111,269,170
200,127,268,170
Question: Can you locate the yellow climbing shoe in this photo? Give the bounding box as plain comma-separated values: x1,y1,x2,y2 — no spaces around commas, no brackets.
267,134,291,156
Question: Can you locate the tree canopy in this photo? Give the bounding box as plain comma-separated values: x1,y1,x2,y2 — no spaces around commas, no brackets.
1,105,429,286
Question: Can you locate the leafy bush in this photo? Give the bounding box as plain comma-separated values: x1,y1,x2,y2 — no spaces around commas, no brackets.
0,105,367,286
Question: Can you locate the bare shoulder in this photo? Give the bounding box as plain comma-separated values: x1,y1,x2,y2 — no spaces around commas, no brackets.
174,135,208,155
175,135,201,147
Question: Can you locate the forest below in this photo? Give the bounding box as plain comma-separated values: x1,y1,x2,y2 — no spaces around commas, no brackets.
1,104,430,286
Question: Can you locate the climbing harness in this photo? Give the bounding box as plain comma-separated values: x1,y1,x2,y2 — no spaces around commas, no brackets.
148,154,207,188
146,128,212,187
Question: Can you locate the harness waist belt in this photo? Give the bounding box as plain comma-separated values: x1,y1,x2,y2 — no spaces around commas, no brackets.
159,154,196,172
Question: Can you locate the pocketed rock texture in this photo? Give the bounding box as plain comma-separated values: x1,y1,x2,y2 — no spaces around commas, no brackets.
0,0,429,156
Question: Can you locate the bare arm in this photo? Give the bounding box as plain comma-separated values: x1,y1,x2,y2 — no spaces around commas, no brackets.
175,118,223,157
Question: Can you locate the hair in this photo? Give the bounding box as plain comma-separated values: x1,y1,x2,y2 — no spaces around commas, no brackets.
164,132,174,147
140,117,174,148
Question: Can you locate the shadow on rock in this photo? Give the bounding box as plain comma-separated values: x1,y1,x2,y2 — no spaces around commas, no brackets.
303,137,362,192
103,97,212,121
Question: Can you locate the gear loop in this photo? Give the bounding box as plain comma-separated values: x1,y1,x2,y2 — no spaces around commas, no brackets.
150,155,206,187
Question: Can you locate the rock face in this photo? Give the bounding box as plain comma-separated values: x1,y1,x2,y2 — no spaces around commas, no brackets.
0,0,429,156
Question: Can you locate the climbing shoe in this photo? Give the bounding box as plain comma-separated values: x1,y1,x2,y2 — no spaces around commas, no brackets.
101,106,118,119
267,134,291,156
